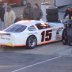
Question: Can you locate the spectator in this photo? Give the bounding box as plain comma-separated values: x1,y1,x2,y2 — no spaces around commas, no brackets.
4,6,16,27
23,3,34,20
64,7,72,19
3,2,8,11
33,3,43,20
0,17,5,30
0,1,5,22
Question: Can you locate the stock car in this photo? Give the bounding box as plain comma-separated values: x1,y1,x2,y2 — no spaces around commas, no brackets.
0,20,64,48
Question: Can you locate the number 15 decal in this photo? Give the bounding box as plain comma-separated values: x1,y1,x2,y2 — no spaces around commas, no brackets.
41,30,52,42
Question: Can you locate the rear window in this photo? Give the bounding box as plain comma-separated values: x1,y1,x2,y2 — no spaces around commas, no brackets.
5,24,27,32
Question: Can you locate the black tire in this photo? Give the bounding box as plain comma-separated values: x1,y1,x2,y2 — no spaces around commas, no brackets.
46,14,58,22
26,35,37,49
46,8,58,22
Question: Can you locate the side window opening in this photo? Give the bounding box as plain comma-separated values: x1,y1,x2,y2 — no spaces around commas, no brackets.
28,25,36,31
36,23,51,30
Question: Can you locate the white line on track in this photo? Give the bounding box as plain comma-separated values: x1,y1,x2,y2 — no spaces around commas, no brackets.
11,56,62,72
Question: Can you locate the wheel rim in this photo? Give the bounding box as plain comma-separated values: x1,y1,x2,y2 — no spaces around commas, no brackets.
28,38,37,48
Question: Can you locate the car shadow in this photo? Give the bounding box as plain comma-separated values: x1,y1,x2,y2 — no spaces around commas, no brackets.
0,41,61,52
0,46,28,52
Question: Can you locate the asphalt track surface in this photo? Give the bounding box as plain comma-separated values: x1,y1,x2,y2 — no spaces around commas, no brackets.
12,56,72,72
0,42,72,72
0,52,72,72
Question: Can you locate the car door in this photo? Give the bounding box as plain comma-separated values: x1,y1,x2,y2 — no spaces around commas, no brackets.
35,23,54,45
49,22,64,41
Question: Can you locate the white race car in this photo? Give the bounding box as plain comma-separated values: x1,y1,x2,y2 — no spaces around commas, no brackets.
0,20,64,48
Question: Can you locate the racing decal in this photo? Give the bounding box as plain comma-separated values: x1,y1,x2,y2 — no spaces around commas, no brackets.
56,27,63,40
41,30,52,42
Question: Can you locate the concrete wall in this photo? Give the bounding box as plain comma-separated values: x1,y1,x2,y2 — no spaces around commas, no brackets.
27,0,72,7
55,0,72,7
27,0,52,7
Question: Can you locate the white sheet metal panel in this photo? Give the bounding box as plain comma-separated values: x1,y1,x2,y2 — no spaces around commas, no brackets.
55,0,72,7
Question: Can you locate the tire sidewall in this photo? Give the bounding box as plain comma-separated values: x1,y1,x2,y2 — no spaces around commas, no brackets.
26,36,37,49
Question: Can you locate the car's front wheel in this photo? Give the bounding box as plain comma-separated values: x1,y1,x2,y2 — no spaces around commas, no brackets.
26,35,37,49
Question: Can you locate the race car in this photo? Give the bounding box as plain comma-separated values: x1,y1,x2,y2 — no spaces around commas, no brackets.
0,20,64,48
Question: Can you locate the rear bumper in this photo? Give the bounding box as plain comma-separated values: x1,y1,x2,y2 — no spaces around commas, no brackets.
0,44,26,47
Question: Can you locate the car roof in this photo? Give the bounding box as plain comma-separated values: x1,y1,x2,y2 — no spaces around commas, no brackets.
15,20,45,26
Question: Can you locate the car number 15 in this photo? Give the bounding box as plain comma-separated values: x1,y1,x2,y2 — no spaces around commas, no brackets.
41,30,52,42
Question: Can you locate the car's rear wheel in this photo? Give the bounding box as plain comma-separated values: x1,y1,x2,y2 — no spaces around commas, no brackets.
26,35,37,49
